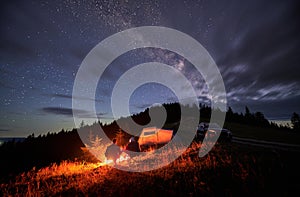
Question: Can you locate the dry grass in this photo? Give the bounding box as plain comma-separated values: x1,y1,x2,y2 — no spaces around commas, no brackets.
0,142,297,196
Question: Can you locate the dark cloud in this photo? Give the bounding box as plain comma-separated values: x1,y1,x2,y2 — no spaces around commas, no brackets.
41,107,107,119
230,95,300,120
42,93,103,103
207,0,300,107
41,107,79,116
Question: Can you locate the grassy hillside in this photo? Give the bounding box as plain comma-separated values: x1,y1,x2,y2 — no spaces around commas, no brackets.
1,103,299,196
1,143,299,196
224,122,300,144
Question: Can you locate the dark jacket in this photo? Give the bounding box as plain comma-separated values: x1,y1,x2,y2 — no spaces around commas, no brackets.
105,144,121,160
125,141,140,158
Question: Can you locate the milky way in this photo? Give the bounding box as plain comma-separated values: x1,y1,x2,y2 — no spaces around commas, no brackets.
0,0,299,136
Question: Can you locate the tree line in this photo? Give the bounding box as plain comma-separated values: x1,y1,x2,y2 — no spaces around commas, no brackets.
0,102,299,180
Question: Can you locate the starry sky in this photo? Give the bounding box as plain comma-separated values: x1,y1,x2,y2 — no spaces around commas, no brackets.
1,0,299,137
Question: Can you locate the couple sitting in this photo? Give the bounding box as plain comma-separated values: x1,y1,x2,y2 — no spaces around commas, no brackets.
105,137,140,165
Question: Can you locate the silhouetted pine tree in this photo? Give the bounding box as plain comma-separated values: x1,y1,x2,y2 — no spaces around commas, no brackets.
291,112,300,131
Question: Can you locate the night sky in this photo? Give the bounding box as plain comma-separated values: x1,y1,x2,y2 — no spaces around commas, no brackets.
1,0,299,137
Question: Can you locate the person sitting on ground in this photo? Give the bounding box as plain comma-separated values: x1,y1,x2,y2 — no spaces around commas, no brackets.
125,137,140,158
105,138,121,165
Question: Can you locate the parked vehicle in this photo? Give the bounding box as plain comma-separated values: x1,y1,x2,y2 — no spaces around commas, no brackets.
138,127,173,151
196,122,232,143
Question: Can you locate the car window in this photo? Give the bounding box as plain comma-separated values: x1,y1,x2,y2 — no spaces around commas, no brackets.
143,131,156,136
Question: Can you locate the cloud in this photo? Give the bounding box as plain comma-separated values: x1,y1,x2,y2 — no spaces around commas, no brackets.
42,107,81,116
203,0,300,109
41,107,107,119
42,93,103,103
229,95,300,120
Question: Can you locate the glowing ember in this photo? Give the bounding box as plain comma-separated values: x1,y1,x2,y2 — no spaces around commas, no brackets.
98,153,130,167
104,159,113,165
116,153,130,163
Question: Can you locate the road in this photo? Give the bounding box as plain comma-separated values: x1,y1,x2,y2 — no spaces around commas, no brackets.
232,136,300,152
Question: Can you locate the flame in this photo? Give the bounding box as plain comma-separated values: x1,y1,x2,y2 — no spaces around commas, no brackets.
104,159,113,164
94,153,130,168
116,153,130,163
